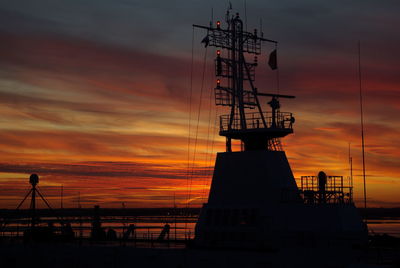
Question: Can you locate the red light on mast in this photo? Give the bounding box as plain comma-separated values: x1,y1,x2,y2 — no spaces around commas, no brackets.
217,50,221,55
217,79,221,87
216,21,221,29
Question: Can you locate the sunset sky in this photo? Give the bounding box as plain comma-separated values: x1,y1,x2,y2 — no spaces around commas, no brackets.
0,0,399,209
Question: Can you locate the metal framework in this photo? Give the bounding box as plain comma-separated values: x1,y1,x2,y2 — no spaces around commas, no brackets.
299,175,353,204
15,174,54,228
194,12,295,152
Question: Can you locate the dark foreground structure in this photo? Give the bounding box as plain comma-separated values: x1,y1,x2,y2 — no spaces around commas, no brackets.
1,7,400,268
1,240,399,268
193,7,368,264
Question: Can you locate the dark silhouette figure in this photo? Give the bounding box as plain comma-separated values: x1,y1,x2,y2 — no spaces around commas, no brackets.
106,228,117,240
157,223,170,241
91,205,106,240
318,171,327,204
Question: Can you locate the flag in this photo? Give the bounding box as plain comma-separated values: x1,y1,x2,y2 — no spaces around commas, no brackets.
268,49,278,70
201,35,209,47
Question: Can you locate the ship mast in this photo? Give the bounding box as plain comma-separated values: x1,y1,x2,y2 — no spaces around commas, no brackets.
194,11,295,152
194,9,367,255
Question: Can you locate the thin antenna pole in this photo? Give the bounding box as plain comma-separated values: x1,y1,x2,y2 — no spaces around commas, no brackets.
348,142,351,178
31,184,36,228
186,26,195,209
173,192,177,240
78,191,82,239
350,157,353,187
61,185,63,209
244,0,248,31
349,142,354,201
350,156,353,199
358,41,367,210
276,44,280,94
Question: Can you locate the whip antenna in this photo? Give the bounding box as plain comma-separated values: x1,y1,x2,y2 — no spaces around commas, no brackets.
358,41,367,210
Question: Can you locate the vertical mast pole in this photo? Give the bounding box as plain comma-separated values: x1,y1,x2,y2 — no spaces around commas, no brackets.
236,17,246,130
229,16,236,132
30,184,36,228
358,41,367,210
349,142,354,202
275,44,280,94
226,16,235,152
61,185,64,209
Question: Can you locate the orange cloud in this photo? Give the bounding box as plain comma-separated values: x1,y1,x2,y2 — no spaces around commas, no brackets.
0,27,399,209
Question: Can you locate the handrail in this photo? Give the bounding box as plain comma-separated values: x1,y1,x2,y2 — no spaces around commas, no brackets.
220,112,293,132
298,176,353,204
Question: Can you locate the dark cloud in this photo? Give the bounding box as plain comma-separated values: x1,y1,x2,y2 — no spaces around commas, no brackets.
0,0,399,208
0,161,211,180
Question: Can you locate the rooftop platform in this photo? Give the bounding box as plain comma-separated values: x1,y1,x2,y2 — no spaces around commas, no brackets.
219,111,294,139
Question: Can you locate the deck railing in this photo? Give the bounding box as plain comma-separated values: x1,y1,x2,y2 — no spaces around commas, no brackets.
219,112,293,132
299,176,353,204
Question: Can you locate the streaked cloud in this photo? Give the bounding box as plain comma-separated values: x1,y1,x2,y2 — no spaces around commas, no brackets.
0,0,399,208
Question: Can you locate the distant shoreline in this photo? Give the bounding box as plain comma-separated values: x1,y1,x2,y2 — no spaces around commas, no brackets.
1,207,399,219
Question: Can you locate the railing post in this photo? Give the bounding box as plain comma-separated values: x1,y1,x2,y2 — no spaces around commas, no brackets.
301,176,303,190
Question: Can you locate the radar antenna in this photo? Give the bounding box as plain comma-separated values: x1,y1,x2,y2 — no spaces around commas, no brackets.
15,174,55,228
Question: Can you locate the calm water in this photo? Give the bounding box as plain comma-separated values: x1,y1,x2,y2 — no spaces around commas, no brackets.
3,216,400,239
367,218,400,237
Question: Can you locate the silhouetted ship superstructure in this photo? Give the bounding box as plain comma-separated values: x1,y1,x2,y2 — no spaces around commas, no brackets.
193,10,368,253
2,7,399,268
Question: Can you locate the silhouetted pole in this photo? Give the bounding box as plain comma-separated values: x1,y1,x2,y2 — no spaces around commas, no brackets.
358,41,367,210
31,186,36,228
29,174,39,228
61,185,64,209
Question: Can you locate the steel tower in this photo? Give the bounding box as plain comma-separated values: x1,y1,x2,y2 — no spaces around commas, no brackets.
194,11,366,252
194,12,295,152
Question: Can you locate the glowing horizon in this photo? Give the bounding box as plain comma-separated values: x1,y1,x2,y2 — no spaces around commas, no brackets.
0,1,399,209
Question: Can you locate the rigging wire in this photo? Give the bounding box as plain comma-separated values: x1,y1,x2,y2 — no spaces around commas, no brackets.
184,27,196,234
200,63,216,202
185,26,195,210
186,45,209,210
202,106,219,202
197,5,215,206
